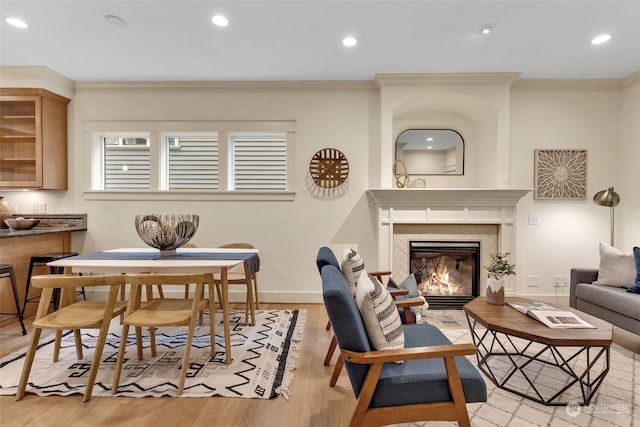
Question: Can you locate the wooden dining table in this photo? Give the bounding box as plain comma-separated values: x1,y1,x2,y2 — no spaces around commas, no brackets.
47,247,260,364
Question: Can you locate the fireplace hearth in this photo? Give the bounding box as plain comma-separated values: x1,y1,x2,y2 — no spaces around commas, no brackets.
409,241,480,310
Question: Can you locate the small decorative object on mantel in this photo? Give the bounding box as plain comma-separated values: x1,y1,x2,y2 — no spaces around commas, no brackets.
309,148,350,188
534,149,587,199
393,160,426,188
485,252,516,305
135,214,199,257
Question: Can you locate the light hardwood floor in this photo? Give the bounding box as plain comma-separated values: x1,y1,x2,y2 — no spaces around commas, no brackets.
0,303,357,427
1,304,639,427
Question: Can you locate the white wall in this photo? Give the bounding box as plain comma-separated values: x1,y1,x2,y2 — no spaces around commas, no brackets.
510,86,626,297
2,71,638,302
617,80,640,249
2,84,380,303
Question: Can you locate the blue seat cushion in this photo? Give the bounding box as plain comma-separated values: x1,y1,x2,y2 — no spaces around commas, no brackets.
369,323,487,408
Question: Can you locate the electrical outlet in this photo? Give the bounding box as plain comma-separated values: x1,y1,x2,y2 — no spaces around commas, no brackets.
562,276,569,287
528,213,540,225
32,203,39,214
553,275,562,287
527,275,539,287
37,203,47,213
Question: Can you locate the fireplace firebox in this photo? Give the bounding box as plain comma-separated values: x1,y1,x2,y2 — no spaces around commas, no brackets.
409,241,480,310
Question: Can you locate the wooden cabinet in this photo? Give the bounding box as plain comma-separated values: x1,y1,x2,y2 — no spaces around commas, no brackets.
0,89,70,189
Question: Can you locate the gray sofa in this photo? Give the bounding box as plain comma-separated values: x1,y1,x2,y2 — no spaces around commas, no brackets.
570,268,640,335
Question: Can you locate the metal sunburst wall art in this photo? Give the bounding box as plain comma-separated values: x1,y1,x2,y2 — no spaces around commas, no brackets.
534,149,587,199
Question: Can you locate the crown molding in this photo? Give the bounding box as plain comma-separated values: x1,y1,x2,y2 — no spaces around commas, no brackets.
511,79,623,91
374,73,522,87
620,71,640,89
74,80,377,94
0,66,75,99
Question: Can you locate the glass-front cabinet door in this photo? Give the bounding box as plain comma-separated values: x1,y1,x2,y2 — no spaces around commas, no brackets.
0,96,43,187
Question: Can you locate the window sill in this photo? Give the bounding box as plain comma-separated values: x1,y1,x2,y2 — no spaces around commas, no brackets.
83,190,296,202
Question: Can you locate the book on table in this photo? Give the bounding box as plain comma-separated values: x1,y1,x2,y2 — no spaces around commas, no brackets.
507,300,595,329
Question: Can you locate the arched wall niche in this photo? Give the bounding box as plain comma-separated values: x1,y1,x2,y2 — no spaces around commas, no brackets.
390,93,500,188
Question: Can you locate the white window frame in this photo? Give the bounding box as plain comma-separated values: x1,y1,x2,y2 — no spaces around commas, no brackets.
85,121,295,201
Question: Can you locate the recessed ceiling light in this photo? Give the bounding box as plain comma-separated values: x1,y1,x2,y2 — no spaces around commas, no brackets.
5,17,28,29
212,15,229,27
478,24,495,35
591,34,612,45
426,137,434,141
427,146,433,150
342,36,358,47
105,15,126,27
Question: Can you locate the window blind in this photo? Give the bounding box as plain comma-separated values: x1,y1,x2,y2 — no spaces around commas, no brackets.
232,137,287,190
168,137,218,189
104,146,150,190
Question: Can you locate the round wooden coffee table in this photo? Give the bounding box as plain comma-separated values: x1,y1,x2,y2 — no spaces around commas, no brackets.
463,296,613,406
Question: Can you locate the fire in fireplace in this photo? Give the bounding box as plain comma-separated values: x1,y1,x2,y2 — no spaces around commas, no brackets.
409,241,480,309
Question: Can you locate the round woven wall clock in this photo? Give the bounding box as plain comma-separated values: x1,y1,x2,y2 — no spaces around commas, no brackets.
309,148,349,188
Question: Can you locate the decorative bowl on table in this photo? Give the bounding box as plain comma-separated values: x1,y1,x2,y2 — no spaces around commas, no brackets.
134,214,199,257
4,217,41,230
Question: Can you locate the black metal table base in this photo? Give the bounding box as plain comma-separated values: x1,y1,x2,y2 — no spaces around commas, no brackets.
466,315,610,406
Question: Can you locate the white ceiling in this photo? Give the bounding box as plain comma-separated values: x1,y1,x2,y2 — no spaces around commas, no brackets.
1,0,639,82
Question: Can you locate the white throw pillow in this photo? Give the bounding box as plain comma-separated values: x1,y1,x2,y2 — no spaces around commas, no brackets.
341,247,365,295
355,270,405,351
596,243,636,287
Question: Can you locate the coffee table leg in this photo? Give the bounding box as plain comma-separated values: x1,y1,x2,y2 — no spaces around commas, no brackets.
465,313,610,406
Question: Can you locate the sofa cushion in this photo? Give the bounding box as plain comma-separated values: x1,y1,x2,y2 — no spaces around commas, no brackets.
355,271,404,351
371,323,487,407
627,247,640,293
596,243,635,287
576,282,640,320
341,247,365,294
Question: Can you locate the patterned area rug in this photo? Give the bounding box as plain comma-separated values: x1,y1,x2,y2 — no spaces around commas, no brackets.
0,309,304,399
397,309,639,427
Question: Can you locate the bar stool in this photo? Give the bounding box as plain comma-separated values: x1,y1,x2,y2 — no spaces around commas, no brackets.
22,252,80,316
0,264,27,335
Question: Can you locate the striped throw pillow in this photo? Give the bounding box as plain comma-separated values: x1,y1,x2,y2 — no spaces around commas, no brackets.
355,271,404,351
341,247,365,294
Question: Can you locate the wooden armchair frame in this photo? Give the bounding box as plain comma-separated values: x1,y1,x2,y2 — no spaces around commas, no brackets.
341,343,477,427
327,291,425,387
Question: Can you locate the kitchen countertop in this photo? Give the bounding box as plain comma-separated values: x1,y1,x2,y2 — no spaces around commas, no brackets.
0,214,87,239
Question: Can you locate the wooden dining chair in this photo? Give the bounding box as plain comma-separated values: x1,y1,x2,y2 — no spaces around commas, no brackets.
215,243,258,325
15,274,127,402
112,273,217,396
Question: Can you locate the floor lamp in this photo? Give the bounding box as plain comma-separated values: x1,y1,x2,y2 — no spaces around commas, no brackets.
593,187,620,247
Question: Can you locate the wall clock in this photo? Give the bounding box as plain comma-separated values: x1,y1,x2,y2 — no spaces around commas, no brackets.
309,148,349,188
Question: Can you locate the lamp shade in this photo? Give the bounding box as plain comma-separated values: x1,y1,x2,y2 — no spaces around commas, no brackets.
593,187,620,207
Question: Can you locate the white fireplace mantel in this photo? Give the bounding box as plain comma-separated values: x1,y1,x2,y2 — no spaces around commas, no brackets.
367,188,531,295
367,188,531,208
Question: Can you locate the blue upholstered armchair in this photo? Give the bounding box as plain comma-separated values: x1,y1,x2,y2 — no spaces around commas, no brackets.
317,247,424,385
319,253,486,427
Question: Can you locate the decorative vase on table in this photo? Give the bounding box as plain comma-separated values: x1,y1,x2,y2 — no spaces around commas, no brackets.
0,197,13,229
484,252,515,305
486,273,506,305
